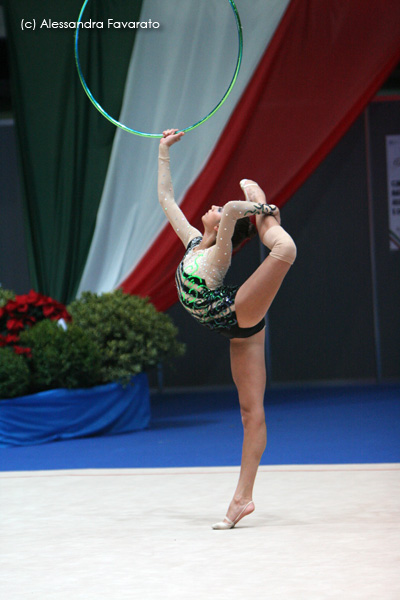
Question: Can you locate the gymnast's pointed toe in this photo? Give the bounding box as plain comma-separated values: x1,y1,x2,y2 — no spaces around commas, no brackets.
240,178,259,191
212,518,234,530
211,500,255,530
240,179,265,204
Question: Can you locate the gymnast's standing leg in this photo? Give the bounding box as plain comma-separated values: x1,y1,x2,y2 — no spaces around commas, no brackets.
213,185,296,529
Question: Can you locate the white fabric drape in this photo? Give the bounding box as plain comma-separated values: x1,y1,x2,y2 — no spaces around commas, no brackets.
77,0,290,296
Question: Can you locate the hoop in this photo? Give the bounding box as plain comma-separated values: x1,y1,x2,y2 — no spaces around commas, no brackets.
74,1,243,138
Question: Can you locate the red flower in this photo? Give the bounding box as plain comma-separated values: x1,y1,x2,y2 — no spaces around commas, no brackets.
15,290,41,305
42,305,56,317
4,300,19,312
1,290,71,350
15,303,29,313
34,296,50,307
5,333,19,343
6,318,25,331
28,290,42,302
14,346,32,358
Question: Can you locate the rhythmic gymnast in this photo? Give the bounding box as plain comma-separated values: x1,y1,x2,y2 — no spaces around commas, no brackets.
158,129,297,529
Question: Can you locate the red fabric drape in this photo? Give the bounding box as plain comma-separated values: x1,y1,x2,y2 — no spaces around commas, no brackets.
121,0,400,310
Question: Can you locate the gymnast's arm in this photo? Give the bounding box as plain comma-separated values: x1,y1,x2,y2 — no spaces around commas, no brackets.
209,200,276,268
158,130,201,248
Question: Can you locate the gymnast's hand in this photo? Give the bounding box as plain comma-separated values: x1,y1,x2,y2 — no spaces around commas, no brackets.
160,128,185,147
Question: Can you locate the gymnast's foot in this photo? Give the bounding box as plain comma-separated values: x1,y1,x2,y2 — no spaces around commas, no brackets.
240,179,281,225
212,498,255,530
240,179,266,203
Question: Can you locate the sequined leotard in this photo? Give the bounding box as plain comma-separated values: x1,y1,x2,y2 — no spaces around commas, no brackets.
158,144,269,338
175,235,240,334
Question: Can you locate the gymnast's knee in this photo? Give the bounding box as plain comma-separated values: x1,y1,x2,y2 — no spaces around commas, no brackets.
240,405,266,430
263,227,297,265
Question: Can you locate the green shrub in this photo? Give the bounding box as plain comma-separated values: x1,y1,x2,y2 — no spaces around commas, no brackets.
0,288,15,307
68,290,185,384
19,319,102,392
0,347,31,399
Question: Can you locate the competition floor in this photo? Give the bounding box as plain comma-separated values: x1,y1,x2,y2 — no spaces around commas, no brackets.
1,385,400,599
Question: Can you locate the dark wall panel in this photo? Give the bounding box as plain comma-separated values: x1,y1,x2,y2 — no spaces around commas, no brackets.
367,100,400,379
268,115,376,382
0,120,30,293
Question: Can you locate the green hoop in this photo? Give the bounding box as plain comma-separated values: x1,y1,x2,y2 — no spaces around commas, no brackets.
74,1,243,138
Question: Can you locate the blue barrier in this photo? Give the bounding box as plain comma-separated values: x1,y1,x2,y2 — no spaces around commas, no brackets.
0,373,150,447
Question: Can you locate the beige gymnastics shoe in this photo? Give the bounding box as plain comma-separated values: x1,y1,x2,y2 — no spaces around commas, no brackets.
212,500,255,530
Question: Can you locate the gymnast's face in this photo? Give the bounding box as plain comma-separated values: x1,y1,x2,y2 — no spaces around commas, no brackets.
202,205,222,231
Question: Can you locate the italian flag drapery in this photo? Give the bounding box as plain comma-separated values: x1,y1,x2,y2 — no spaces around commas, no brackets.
7,1,400,308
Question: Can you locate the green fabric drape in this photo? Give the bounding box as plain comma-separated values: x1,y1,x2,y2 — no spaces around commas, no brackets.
4,0,143,303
